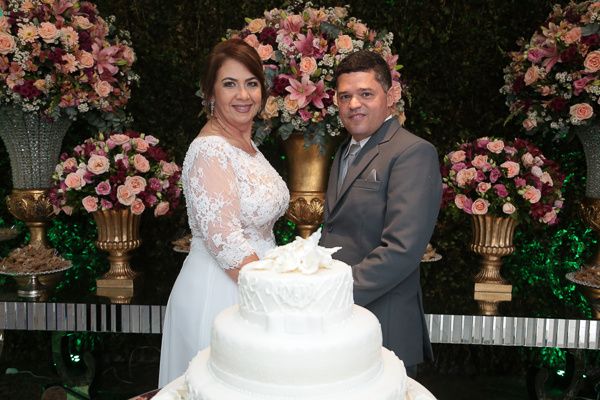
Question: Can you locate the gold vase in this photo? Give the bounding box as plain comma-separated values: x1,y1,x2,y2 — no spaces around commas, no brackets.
6,189,54,247
580,197,600,269
93,209,141,291
470,214,517,290
282,134,339,238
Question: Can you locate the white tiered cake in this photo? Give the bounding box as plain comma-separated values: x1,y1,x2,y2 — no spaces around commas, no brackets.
158,231,408,400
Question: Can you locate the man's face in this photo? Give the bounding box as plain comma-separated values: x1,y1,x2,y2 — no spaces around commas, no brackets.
336,70,393,141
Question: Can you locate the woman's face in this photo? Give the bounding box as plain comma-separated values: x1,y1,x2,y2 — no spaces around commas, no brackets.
212,58,262,128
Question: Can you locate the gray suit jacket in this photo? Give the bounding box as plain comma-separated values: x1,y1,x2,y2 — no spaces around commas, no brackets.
320,118,441,366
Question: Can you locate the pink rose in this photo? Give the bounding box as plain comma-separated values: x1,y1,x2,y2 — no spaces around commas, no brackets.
521,153,534,167
94,80,113,98
563,27,581,44
117,185,136,206
65,172,84,189
390,81,402,104
148,177,162,191
82,196,98,213
524,66,539,86
554,199,564,209
454,194,468,210
133,137,149,153
256,44,273,61
154,201,170,217
125,176,147,194
486,140,505,154
456,167,477,187
78,51,95,69
477,182,491,194
62,206,73,216
114,154,129,169
144,135,159,146
95,180,111,196
133,154,150,173
243,34,259,48
299,57,318,75
449,150,466,164
502,202,516,215
160,161,179,176
0,32,16,55
110,134,130,146
531,166,543,177
541,210,557,225
584,50,600,72
351,22,368,39
522,185,541,204
489,168,502,183
500,161,520,178
87,155,109,175
37,22,59,43
573,76,595,96
471,198,490,215
540,172,553,187
73,16,94,30
527,49,544,64
514,177,526,187
247,18,266,33
472,155,491,171
130,198,146,215
63,157,78,171
451,162,466,172
494,184,509,198
335,35,353,53
283,96,299,114
570,103,594,121
100,199,113,210
522,118,537,131
121,46,136,66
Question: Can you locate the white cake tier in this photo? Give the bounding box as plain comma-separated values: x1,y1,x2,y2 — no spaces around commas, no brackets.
197,304,387,396
185,346,406,400
238,260,353,334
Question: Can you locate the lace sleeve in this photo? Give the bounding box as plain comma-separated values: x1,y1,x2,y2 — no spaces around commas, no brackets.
186,143,255,269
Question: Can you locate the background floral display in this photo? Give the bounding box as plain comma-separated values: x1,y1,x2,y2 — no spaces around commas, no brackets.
441,137,565,226
226,3,405,147
0,0,138,130
502,0,600,140
49,130,182,217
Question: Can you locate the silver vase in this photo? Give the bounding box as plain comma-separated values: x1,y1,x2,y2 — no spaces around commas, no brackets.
0,105,71,189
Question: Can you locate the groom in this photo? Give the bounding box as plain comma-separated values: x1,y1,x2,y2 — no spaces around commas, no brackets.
320,50,442,379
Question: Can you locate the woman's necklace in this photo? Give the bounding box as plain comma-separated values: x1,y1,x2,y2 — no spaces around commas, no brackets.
211,118,255,154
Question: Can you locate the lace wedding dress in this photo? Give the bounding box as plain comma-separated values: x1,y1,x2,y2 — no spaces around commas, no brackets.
158,136,289,387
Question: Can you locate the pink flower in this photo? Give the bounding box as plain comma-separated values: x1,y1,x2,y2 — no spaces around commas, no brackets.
125,176,147,194
92,42,119,75
82,196,98,213
451,162,466,172
573,76,595,96
256,44,274,61
144,135,160,146
299,56,318,75
281,15,304,33
247,18,266,33
63,157,78,171
486,140,505,154
477,182,491,194
522,118,537,131
0,32,16,55
527,48,544,64
471,155,491,171
87,154,109,175
449,150,466,164
160,161,179,176
563,27,581,45
309,79,329,109
335,34,353,53
133,137,149,153
285,75,317,108
298,108,312,122
65,172,84,189
38,22,59,43
524,67,539,86
455,167,477,187
514,177,526,187
130,198,146,215
540,172,553,187
95,180,111,196
148,177,162,191
109,134,130,146
494,184,509,198
78,51,95,69
116,185,135,206
154,201,170,217
569,103,594,121
522,185,541,204
293,29,316,57
584,50,600,73
502,202,516,215
94,80,113,98
100,199,113,210
471,198,490,215
133,154,150,173
521,153,534,167
500,161,520,178
541,210,557,225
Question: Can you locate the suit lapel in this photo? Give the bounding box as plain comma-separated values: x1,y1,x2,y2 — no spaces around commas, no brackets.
329,118,400,213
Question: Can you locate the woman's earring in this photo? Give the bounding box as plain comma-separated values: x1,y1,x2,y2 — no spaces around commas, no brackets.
210,100,215,117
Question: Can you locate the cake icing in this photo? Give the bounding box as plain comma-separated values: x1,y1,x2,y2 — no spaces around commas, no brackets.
160,230,407,399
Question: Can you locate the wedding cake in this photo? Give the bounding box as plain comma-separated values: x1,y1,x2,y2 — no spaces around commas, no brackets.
162,230,407,400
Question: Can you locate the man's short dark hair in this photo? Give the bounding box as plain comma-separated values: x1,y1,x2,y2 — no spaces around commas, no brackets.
334,50,392,91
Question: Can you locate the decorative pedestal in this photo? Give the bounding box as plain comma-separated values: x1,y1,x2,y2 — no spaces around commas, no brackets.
282,134,339,238
0,106,70,247
93,209,141,292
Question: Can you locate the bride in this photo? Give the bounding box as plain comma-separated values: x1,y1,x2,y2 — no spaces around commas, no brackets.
158,39,289,387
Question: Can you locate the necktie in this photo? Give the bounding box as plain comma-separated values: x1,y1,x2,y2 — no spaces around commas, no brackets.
337,143,361,195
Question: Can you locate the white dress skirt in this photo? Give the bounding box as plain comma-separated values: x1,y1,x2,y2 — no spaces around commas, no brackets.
158,136,289,387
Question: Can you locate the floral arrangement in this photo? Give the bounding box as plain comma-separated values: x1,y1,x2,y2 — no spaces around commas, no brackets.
226,2,405,147
0,0,138,129
441,137,565,225
49,130,182,217
501,1,600,140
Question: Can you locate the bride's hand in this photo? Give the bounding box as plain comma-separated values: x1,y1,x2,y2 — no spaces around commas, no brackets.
226,253,259,283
